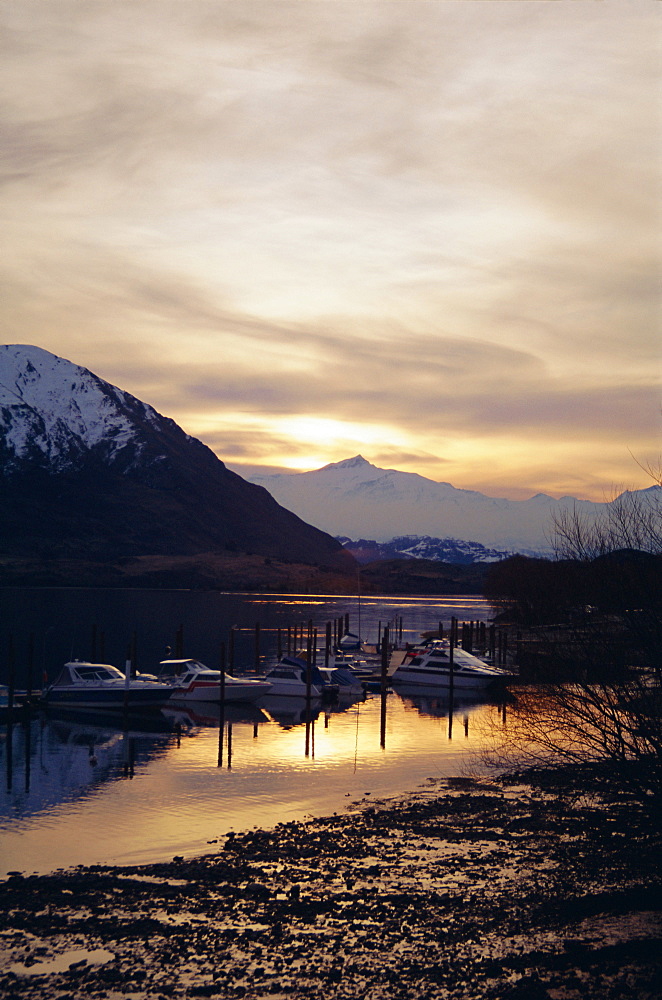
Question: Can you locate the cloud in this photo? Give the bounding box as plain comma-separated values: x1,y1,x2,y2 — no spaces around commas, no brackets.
0,0,658,499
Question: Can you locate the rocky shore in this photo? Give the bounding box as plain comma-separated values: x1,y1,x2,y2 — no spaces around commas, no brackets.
1,769,660,1000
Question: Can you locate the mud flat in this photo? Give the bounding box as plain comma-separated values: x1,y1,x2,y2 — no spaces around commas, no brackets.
1,769,660,1000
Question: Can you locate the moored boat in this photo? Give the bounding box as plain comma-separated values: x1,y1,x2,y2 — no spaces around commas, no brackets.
44,661,172,709
158,658,272,703
260,655,325,699
318,666,366,697
391,641,512,691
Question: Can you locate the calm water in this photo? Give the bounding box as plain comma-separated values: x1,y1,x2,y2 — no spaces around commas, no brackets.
1,590,499,875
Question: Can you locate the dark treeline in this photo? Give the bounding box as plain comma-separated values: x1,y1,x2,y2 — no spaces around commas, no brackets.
484,549,661,627
484,549,662,676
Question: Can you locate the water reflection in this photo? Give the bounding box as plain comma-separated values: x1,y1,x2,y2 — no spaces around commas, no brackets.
2,709,175,813
0,689,504,875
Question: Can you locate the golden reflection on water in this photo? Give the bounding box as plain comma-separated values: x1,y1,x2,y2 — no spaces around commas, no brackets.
0,694,504,876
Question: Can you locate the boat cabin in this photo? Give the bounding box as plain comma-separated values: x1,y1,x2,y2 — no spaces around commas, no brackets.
51,662,126,686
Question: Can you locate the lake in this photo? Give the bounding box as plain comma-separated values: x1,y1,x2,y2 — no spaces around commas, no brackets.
1,589,502,875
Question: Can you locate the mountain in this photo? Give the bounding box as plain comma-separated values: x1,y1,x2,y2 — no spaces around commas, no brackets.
338,535,510,565
0,345,352,583
248,455,651,554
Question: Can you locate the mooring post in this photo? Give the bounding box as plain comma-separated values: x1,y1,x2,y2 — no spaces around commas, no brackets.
27,633,34,702
380,624,389,749
325,621,332,667
380,624,389,692
131,631,138,677
8,635,15,713
228,626,236,676
218,641,226,768
254,623,261,672
305,631,313,758
277,627,282,660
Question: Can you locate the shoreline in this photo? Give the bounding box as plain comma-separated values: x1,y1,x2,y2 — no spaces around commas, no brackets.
1,768,660,999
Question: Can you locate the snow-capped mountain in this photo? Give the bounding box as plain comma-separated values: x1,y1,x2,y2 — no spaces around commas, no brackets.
0,344,181,476
338,535,511,565
0,345,349,571
249,455,638,554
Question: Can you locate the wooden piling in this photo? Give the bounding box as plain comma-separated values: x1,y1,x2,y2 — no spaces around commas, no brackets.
218,641,226,768
305,632,313,758
325,621,332,667
380,625,389,750
27,633,34,702
8,635,15,713
228,626,236,676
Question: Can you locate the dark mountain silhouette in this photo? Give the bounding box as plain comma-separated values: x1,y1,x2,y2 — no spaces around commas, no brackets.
0,345,353,585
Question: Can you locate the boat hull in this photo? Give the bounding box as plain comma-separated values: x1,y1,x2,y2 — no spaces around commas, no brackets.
391,667,497,691
45,686,171,708
166,679,272,703
259,679,323,698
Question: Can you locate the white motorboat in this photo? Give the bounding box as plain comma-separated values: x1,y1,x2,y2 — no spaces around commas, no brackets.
260,655,324,699
318,666,366,697
332,652,376,677
44,661,172,709
158,659,272,703
391,641,512,691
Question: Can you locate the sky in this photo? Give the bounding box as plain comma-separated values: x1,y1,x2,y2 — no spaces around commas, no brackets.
1,0,660,501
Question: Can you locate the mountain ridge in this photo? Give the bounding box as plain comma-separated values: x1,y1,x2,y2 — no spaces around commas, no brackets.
0,345,352,579
248,455,657,553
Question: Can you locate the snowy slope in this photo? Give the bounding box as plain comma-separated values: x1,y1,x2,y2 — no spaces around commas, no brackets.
0,345,349,570
249,456,616,553
0,344,171,474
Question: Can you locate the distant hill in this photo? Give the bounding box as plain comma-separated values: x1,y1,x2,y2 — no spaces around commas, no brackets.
0,345,353,588
359,558,489,596
249,455,659,554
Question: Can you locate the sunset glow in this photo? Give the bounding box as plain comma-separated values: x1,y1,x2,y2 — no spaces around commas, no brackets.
1,1,659,501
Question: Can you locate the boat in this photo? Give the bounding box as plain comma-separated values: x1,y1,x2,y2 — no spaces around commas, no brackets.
338,631,362,650
259,655,325,699
332,652,376,677
318,666,366,698
391,641,512,691
0,684,10,720
44,661,173,709
157,658,272,703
